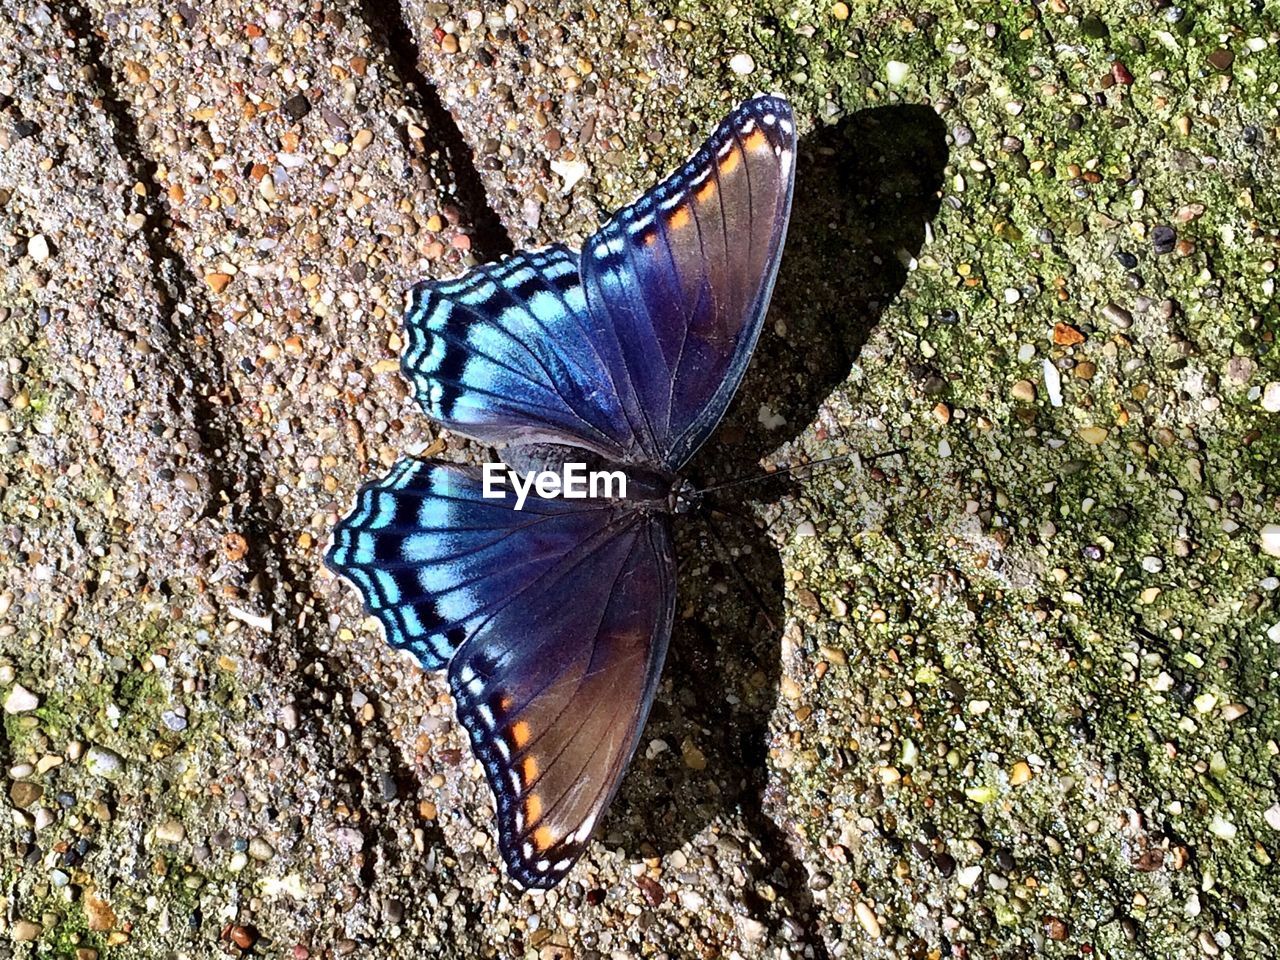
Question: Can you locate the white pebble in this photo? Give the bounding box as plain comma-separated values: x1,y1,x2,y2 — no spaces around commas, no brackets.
729,52,756,76
1042,358,1063,407
757,404,786,430
3,684,39,714
1265,803,1280,832
957,865,983,887
1262,381,1280,413
549,159,589,195
885,60,910,85
854,901,881,938
1003,287,1021,303
1017,343,1035,362
795,521,817,538
154,819,187,843
1262,523,1280,559
1209,815,1237,840
84,745,124,779
27,234,50,263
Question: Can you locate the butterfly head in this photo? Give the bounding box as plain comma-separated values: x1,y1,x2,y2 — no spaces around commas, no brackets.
671,478,703,515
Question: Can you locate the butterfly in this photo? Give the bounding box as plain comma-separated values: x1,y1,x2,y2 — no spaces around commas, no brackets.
326,95,797,888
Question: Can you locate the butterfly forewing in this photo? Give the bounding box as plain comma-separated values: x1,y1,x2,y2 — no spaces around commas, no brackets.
326,461,621,669
581,95,797,469
401,246,637,460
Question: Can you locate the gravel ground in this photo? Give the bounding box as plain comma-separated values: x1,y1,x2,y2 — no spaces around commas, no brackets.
1,1,1278,958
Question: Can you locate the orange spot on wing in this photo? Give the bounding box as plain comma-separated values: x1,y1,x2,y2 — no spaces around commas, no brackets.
667,206,691,230
532,825,555,851
524,792,543,824
509,720,531,748
719,144,742,175
695,178,717,203
521,755,540,784
641,229,658,246
498,694,513,711
744,128,767,152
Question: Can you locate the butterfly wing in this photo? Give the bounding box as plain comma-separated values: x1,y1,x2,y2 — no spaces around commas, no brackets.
400,96,796,471
402,246,638,461
580,94,797,469
325,459,676,887
451,509,674,888
326,459,626,669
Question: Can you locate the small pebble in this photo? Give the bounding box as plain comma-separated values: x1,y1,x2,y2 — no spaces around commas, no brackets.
1101,302,1133,329
11,920,41,942
1043,359,1062,406
27,234,50,262
729,52,756,76
1052,323,1085,346
885,60,910,85
282,93,311,122
1261,524,1280,559
84,746,125,779
1264,804,1280,832
1261,382,1280,413
154,819,185,842
4,683,39,714
1152,225,1177,254
854,901,881,938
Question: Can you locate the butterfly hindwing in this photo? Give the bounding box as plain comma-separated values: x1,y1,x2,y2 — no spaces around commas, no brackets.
450,511,675,888
581,95,797,469
402,246,637,460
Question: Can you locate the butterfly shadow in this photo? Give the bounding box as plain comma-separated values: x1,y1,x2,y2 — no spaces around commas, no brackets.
607,104,948,949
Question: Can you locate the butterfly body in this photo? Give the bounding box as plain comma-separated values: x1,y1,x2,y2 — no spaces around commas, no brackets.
498,442,696,514
327,95,796,888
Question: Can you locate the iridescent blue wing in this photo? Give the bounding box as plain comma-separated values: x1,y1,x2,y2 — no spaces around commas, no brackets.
581,95,796,469
402,247,638,461
325,459,624,669
401,96,796,472
324,459,676,888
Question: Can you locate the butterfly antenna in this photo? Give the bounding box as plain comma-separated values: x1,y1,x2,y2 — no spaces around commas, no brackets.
695,446,907,496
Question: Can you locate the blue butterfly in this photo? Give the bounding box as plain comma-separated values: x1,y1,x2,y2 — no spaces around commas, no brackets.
327,95,797,888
